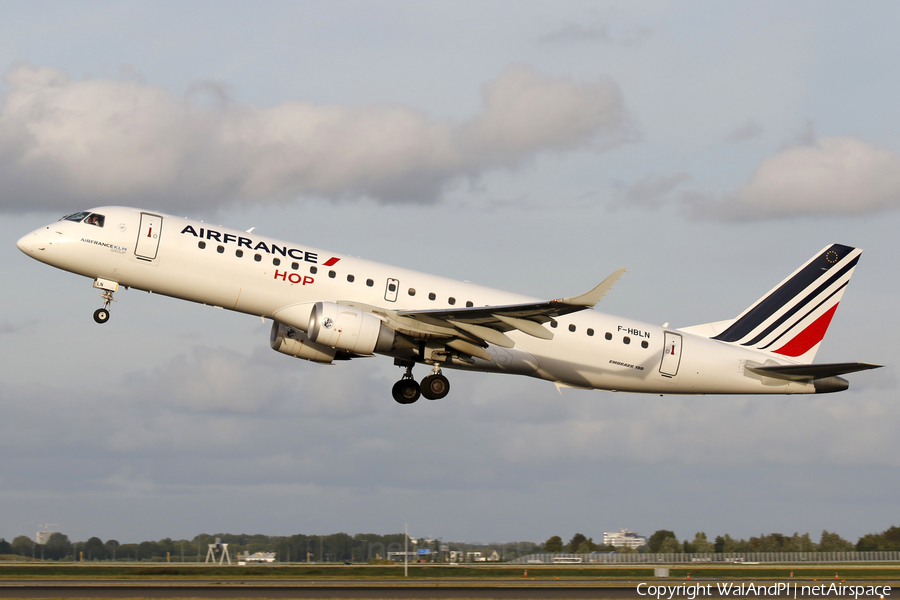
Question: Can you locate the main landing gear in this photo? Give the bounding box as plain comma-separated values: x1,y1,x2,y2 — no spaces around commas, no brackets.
93,287,116,324
392,364,451,404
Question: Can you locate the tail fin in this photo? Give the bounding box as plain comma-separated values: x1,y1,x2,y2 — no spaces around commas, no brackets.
690,244,862,363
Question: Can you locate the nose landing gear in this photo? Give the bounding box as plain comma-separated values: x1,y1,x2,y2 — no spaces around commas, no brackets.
92,278,118,324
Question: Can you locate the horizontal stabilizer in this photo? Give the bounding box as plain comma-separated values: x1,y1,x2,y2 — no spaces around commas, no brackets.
746,362,881,382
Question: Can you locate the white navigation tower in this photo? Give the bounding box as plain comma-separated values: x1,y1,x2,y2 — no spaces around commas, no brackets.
205,537,231,565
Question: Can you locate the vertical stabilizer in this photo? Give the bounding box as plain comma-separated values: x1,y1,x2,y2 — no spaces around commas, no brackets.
707,244,862,363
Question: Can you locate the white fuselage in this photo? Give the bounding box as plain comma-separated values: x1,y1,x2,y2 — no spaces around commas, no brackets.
17,206,815,395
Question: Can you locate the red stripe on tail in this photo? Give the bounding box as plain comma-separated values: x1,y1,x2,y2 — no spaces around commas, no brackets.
773,304,839,358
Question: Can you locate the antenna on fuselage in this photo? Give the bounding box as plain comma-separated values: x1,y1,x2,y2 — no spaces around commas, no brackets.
246,227,255,233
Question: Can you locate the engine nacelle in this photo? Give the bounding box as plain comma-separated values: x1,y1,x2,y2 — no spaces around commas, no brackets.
307,302,394,355
270,321,337,363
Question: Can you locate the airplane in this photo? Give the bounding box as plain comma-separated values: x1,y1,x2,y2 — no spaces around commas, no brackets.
16,206,881,403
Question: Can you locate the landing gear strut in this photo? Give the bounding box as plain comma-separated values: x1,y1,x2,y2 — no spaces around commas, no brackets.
421,366,450,400
392,363,420,404
93,286,116,324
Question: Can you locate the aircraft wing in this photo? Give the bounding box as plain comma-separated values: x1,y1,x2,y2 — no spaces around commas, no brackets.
355,268,626,359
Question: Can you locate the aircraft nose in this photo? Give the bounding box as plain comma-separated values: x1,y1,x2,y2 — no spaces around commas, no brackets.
16,232,34,254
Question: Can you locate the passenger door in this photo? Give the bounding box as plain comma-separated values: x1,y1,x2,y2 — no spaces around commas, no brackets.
659,332,683,377
134,213,163,261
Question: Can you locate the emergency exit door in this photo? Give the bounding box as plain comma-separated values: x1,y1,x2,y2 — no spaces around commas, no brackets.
135,213,163,260
659,332,683,377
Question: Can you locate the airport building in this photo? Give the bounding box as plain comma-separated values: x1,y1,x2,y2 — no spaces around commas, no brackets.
603,529,646,548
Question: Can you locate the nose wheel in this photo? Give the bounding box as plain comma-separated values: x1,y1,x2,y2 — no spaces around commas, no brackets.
94,286,116,324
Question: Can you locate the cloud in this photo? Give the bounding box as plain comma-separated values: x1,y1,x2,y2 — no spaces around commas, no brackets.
724,136,900,218
536,22,651,46
627,134,900,220
623,172,691,208
724,119,764,143
0,64,630,213
536,23,613,44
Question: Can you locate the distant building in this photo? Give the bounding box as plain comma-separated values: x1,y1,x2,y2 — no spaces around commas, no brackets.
603,530,646,549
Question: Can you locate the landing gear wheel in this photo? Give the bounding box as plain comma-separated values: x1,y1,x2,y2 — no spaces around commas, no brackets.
421,374,450,400
93,308,110,324
392,379,420,404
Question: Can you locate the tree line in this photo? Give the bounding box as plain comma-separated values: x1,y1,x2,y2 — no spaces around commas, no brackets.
0,525,897,562
542,526,900,554
0,532,534,563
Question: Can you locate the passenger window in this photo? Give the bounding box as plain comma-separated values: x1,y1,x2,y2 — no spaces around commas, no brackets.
568,324,576,332
347,274,355,282
623,337,631,345
85,213,105,227
605,332,612,340
641,340,649,349
466,301,474,307
587,328,594,336
236,249,243,258
254,254,261,262
291,262,299,270
329,270,336,278
273,258,280,266
550,321,558,329
408,288,416,296
388,283,397,292
428,292,436,301
217,245,224,254
366,279,374,287
198,241,206,249
310,266,317,274
448,297,456,305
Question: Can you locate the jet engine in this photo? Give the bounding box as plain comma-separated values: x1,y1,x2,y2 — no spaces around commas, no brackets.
270,321,337,363
307,301,394,355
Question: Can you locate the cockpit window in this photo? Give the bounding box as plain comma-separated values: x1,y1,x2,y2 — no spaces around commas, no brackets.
84,213,105,227
61,211,90,222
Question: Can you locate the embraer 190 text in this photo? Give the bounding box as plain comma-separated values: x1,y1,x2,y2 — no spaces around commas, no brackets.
17,207,881,403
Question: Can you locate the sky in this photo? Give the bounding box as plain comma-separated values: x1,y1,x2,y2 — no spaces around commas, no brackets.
1,1,898,547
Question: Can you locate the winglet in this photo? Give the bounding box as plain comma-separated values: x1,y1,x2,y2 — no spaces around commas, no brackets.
558,268,626,308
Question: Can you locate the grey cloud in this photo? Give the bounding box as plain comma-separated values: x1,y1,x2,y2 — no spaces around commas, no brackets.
724,119,764,143
537,23,613,44
536,22,651,46
0,64,630,213
623,172,691,208
0,320,35,335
